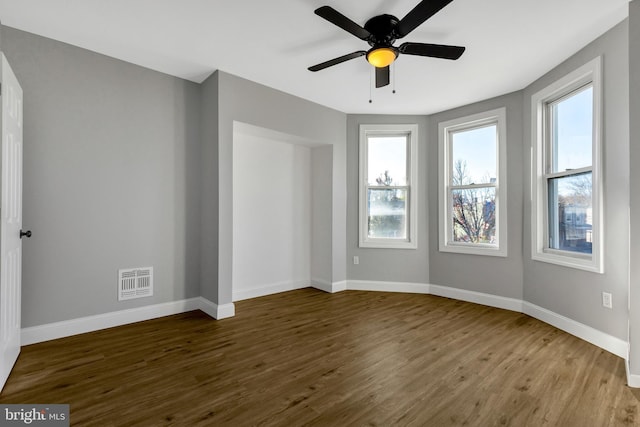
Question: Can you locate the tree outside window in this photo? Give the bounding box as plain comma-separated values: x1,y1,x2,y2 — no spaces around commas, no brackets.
451,160,496,244
368,170,407,238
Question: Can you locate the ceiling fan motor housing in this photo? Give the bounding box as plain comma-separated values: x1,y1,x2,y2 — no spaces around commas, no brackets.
364,14,400,46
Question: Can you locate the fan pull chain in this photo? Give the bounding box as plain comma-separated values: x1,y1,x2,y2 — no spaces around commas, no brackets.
392,63,396,94
369,67,373,103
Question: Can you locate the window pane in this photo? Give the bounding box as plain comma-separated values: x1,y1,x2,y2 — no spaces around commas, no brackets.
451,125,496,185
367,136,407,186
367,188,407,239
551,86,592,172
451,187,496,244
548,172,592,254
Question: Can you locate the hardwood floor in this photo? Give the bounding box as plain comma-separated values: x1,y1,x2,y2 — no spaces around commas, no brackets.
1,289,639,426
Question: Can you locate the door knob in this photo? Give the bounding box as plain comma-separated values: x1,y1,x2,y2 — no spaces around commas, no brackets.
20,230,31,239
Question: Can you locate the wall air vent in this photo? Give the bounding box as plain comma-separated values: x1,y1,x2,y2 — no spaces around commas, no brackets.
118,267,153,301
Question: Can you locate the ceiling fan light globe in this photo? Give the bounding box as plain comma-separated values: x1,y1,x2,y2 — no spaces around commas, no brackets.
366,47,397,68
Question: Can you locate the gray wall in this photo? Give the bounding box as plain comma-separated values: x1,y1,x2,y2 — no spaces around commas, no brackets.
428,92,524,299
628,0,640,372
347,115,429,283
522,20,630,340
2,27,202,327
311,145,334,288
214,71,347,304
199,71,219,303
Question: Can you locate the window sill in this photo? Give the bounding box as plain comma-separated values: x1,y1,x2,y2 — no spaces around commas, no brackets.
532,250,603,274
439,243,507,257
359,240,417,250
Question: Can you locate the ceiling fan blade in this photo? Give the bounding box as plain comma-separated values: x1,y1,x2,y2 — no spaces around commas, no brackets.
375,66,390,88
396,0,454,38
308,51,367,72
399,42,465,60
315,6,371,40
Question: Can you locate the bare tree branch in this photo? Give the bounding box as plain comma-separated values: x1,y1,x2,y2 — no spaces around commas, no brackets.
451,160,496,244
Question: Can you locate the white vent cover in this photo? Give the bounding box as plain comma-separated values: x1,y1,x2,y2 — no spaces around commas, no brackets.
118,267,153,301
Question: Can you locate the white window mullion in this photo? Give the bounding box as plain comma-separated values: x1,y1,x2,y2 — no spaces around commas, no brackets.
544,166,593,180
451,183,497,191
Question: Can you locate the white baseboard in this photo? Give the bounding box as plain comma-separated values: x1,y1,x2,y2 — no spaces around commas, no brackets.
626,360,640,388
21,297,235,345
233,280,308,302
522,302,627,359
311,278,331,293
216,303,236,319
198,297,235,320
311,279,347,293
22,298,200,345
332,280,347,292
347,280,430,294
345,280,520,311
429,284,523,312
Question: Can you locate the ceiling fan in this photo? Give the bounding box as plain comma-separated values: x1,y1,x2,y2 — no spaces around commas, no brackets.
308,0,465,88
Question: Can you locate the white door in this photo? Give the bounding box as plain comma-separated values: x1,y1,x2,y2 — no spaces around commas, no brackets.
0,53,23,391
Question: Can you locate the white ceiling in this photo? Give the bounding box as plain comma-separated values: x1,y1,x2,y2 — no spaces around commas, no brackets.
0,0,630,114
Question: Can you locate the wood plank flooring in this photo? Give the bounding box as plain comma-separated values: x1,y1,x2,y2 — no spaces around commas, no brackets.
1,289,639,426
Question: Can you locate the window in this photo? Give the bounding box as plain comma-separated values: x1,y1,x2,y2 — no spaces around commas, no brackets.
531,57,602,273
438,108,507,256
359,124,418,249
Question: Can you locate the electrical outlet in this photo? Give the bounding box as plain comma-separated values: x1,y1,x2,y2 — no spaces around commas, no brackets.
353,256,359,265
602,292,612,309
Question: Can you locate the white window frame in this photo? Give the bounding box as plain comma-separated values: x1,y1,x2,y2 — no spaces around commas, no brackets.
531,56,603,273
359,124,418,249
438,108,508,257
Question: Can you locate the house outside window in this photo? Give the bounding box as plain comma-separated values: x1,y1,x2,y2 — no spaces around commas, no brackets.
438,108,507,257
531,56,603,273
359,124,418,249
